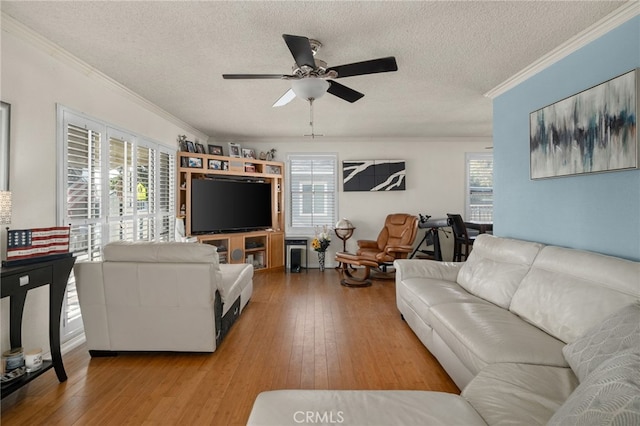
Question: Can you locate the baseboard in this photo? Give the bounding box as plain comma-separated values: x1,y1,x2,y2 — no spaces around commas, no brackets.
61,332,86,355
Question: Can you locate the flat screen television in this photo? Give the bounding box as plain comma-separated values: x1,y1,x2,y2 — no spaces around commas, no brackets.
191,178,272,234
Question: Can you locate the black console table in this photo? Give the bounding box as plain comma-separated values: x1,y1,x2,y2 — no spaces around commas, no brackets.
1,255,75,398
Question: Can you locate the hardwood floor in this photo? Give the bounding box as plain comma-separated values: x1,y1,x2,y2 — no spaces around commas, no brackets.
1,268,458,425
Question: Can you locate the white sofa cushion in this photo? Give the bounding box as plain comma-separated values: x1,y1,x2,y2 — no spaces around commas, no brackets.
398,277,488,322
510,246,640,343
456,235,544,309
428,302,567,375
547,351,640,425
247,390,487,426
563,301,640,382
104,240,220,265
462,363,578,425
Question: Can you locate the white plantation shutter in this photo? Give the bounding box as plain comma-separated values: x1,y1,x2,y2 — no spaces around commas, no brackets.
62,118,104,338
136,144,156,241
288,154,338,233
108,135,135,241
58,106,176,341
465,153,493,221
158,150,175,241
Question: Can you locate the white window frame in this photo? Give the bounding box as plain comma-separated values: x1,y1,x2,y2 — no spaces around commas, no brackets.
465,152,493,222
286,153,338,236
57,105,175,340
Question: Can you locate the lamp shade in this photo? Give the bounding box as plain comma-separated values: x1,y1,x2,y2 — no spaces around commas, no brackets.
291,78,330,101
0,190,11,225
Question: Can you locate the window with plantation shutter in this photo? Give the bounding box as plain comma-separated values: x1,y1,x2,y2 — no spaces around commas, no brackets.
62,117,104,339
108,134,135,242
58,106,175,342
158,150,175,240
465,153,493,222
287,154,338,234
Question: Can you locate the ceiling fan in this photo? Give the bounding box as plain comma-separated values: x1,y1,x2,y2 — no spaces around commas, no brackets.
222,34,398,107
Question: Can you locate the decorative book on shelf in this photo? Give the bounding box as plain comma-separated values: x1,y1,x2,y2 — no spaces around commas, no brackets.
3,226,72,267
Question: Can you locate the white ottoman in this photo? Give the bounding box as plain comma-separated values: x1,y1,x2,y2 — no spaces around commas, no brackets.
247,390,487,425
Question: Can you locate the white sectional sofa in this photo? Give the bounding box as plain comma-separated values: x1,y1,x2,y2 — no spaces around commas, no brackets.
247,234,640,425
75,241,253,354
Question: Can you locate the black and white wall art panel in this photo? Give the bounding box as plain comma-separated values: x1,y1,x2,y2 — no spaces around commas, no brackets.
343,160,406,191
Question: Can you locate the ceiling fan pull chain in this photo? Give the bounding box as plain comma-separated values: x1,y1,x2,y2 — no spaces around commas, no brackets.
309,99,315,138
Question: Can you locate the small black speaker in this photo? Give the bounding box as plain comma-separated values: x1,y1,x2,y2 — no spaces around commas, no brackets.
290,248,302,273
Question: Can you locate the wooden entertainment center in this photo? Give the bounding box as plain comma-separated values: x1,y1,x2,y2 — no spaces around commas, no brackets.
177,151,285,271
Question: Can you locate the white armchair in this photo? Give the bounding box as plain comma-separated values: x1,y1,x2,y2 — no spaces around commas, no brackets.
74,241,253,355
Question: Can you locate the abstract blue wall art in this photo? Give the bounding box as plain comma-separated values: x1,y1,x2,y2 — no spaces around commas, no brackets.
343,160,405,191
530,69,638,179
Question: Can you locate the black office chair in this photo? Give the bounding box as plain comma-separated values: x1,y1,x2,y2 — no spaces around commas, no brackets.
447,213,479,262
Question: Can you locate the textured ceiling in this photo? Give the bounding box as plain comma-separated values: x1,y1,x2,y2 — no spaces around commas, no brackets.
1,1,629,140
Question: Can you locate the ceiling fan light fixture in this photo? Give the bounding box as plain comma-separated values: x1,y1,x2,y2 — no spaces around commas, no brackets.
292,78,330,101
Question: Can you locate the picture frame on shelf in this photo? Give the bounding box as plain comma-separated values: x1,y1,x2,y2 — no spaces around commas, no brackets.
208,159,222,170
266,164,281,175
208,144,223,156
186,140,195,153
245,163,256,173
242,148,256,159
188,157,203,168
228,142,241,157
195,142,206,154
222,161,229,171
180,156,189,168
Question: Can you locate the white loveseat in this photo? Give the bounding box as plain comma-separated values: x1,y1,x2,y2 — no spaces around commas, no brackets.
247,235,639,425
74,241,253,354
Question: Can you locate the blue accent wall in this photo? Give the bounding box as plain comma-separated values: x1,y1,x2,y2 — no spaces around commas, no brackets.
493,17,640,261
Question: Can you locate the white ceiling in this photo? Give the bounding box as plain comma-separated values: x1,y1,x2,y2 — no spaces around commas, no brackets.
1,1,630,141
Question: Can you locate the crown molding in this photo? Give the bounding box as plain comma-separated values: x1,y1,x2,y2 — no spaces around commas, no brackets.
1,12,209,141
485,1,640,99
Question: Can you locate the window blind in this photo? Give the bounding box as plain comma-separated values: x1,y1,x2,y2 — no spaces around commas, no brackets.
466,153,493,222
63,122,103,336
158,150,175,240
288,154,337,231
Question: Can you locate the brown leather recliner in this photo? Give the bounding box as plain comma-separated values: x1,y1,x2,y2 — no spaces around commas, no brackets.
356,213,420,264
336,213,419,287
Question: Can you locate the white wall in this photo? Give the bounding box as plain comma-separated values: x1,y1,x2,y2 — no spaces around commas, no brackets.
0,19,207,355
216,137,490,267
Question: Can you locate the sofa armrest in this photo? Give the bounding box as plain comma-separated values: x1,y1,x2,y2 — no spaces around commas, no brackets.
394,259,463,283
74,261,112,351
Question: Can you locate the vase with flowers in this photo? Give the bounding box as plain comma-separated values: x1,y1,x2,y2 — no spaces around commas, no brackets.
311,225,331,271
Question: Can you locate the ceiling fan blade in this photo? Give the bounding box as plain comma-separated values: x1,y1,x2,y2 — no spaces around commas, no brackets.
223,74,291,79
282,34,316,68
327,81,364,103
273,89,296,107
328,57,398,78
